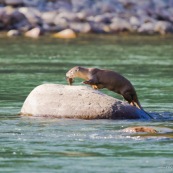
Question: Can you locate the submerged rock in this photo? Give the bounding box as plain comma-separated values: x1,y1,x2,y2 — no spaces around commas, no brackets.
20,84,152,120
123,126,157,133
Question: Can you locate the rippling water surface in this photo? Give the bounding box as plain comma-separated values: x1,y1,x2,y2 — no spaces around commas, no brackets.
0,34,173,173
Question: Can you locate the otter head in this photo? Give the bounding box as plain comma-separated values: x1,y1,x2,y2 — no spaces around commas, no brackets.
66,66,82,85
66,66,81,79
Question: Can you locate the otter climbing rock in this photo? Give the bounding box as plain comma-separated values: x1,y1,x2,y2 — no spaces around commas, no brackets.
66,66,142,109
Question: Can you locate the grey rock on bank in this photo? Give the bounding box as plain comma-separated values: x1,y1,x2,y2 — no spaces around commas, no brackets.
20,84,151,120
7,29,20,36
24,27,42,38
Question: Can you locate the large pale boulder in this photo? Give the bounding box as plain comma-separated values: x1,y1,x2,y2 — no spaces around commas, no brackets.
20,84,152,120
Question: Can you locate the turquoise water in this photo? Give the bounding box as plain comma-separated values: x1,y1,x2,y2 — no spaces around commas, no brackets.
0,34,173,172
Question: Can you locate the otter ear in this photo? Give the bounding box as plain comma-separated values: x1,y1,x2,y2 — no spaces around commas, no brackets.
76,67,80,72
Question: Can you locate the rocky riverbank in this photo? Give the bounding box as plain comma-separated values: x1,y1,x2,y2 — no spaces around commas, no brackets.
1,0,173,38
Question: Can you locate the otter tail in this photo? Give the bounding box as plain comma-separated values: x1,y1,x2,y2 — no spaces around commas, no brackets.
132,95,142,109
133,96,154,119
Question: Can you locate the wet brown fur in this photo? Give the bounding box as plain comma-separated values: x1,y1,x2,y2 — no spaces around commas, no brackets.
66,66,142,109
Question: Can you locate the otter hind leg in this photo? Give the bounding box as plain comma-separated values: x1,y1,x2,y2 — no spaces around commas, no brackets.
92,85,98,89
122,92,133,104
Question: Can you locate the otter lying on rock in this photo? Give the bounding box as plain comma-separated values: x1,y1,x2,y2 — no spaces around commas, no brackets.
66,66,142,109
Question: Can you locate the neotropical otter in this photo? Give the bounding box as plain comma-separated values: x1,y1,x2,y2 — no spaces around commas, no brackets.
66,66,142,109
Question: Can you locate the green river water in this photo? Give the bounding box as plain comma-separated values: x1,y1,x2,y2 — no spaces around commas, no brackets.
0,34,173,173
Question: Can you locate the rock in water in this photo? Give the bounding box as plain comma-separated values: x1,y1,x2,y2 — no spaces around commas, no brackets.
122,126,157,133
20,84,152,120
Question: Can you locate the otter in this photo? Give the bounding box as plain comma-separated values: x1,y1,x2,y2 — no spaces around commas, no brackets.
66,66,142,109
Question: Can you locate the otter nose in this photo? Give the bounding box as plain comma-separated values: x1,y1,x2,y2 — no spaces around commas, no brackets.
66,72,72,78
66,73,69,77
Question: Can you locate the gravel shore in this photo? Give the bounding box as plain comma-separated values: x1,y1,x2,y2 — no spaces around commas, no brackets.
1,0,173,37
